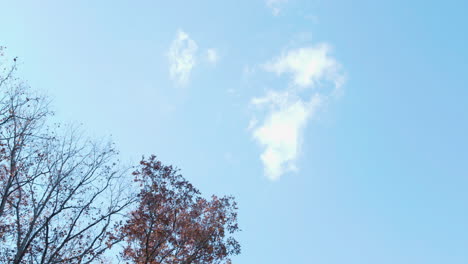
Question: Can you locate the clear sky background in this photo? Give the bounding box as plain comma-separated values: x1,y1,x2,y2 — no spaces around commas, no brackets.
1,0,468,263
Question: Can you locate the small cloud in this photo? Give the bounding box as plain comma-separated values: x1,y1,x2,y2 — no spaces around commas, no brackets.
264,43,342,89
251,91,321,181
247,117,258,131
206,48,219,65
227,88,238,96
266,0,288,16
242,65,256,77
168,30,198,86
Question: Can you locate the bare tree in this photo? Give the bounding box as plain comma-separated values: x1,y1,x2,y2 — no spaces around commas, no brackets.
0,51,134,264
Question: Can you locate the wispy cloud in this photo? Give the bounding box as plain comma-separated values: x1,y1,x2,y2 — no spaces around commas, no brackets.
168,30,198,86
264,44,343,89
251,43,344,180
266,0,288,16
206,48,219,65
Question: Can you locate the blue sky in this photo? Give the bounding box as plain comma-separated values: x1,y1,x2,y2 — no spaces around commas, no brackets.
2,0,468,263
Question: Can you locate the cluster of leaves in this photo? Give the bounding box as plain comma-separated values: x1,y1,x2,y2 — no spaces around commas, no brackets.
0,49,240,263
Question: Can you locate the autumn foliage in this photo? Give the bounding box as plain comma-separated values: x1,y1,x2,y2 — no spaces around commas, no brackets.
121,156,240,264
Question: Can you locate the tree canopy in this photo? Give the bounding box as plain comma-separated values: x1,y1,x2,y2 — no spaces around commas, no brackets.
0,48,240,264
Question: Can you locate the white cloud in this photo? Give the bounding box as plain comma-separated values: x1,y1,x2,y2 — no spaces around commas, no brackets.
266,0,288,16
168,30,198,86
251,91,321,181
251,43,345,180
264,44,342,89
206,48,219,64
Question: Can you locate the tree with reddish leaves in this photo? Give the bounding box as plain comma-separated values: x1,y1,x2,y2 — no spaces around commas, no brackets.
121,156,240,264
